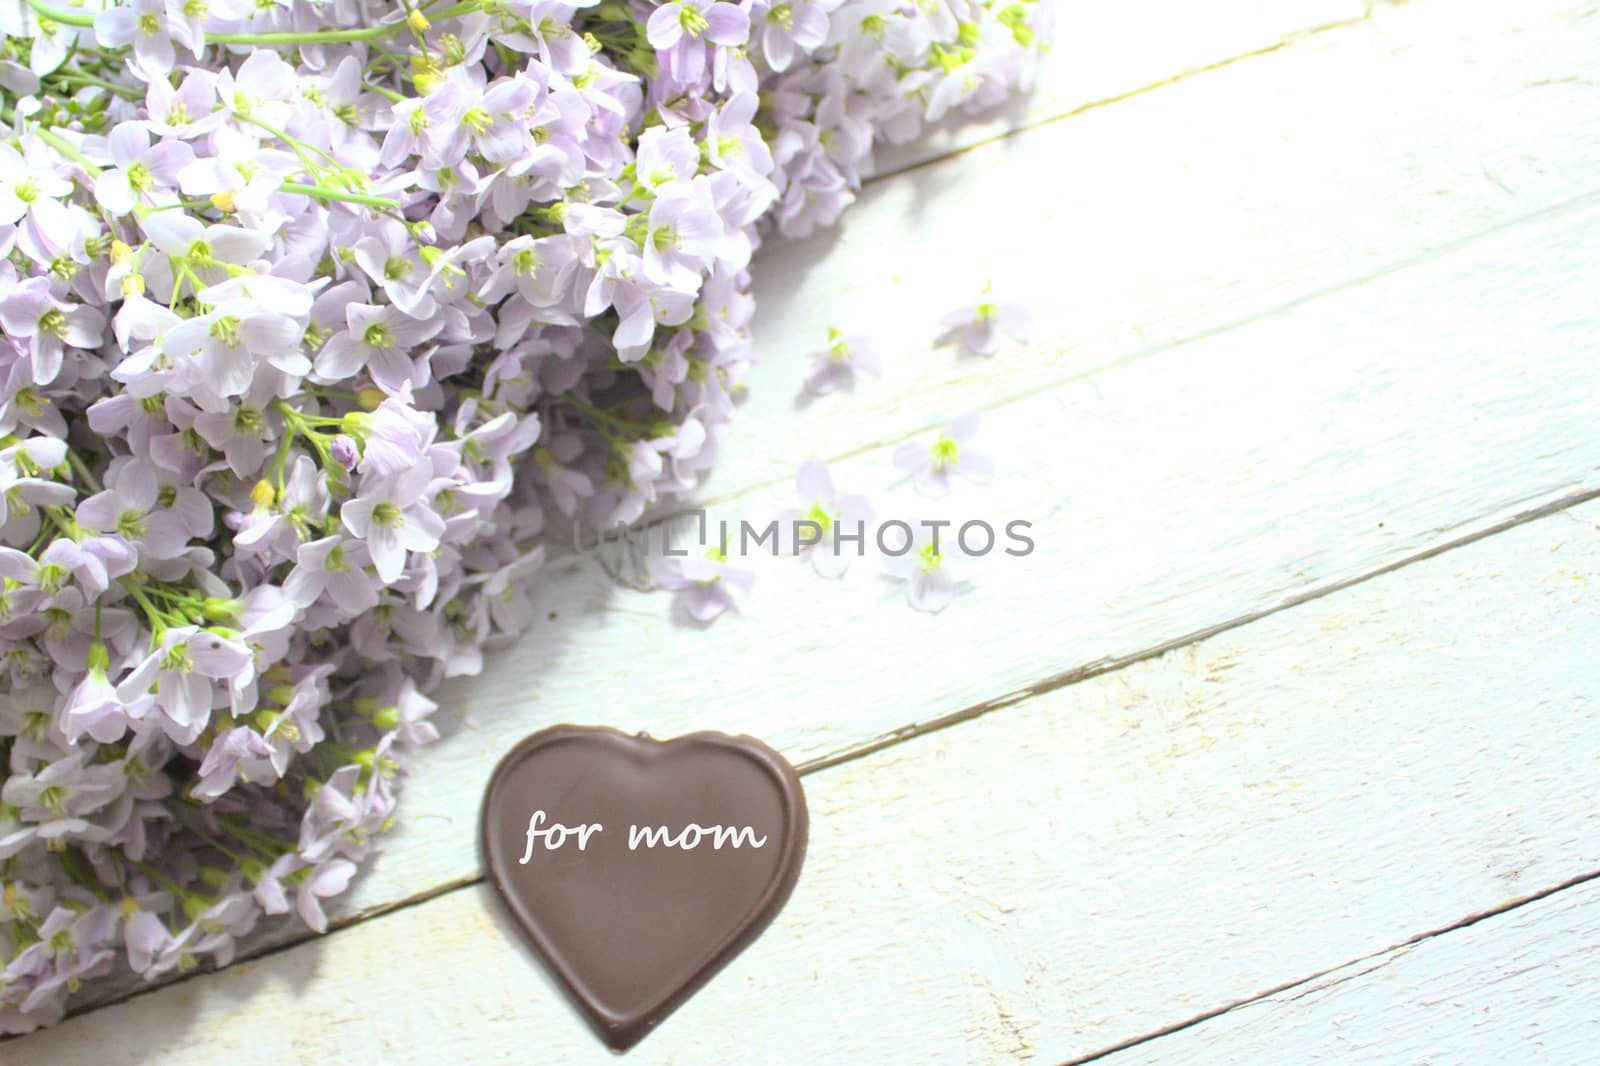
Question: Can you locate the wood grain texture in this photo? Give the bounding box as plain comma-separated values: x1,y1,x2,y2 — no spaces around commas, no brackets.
867,0,1367,179
711,0,1600,502
1103,878,1600,1064
341,186,1600,919
15,498,1599,1064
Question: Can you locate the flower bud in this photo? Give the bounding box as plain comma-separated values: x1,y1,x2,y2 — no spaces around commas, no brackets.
330,434,359,469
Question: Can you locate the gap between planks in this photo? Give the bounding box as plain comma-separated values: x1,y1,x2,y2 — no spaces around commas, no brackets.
48,481,1600,1027
863,8,1373,188
1073,869,1600,1064
673,186,1600,517
24,492,1600,1063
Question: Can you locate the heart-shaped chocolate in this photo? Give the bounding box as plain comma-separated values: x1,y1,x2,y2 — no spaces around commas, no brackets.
480,725,808,1051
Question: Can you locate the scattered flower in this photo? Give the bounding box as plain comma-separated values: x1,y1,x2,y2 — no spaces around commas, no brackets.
893,411,995,497
940,285,1034,356
880,521,974,613
779,459,873,577
803,327,881,395
654,549,755,623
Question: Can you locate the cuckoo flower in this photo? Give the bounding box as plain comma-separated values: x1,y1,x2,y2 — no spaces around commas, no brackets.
647,0,751,84
654,549,754,623
940,287,1034,356
779,458,874,577
893,411,994,497
803,327,881,395
881,520,974,613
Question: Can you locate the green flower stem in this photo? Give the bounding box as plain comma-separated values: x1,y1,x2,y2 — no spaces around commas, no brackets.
50,67,140,100
66,449,102,493
120,580,182,637
133,860,205,910
565,395,645,437
365,81,407,103
212,810,295,858
238,113,342,171
163,798,253,866
278,182,402,209
28,122,102,176
61,848,114,902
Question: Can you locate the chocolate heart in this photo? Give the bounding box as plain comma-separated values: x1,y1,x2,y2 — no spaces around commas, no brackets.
480,725,809,1051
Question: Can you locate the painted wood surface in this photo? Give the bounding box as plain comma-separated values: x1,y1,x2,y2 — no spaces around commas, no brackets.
705,0,1600,502
11,0,1600,1056
16,498,1599,1063
1104,878,1600,1064
342,180,1600,920
867,0,1366,179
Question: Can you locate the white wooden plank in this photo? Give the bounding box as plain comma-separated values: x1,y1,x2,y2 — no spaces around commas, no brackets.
716,0,1600,501
352,190,1600,917
1102,879,1600,1064
867,0,1367,179
17,497,1600,1063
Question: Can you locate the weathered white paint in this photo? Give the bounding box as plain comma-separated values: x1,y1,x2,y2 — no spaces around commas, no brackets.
867,0,1367,179
1106,879,1600,1064
17,500,1599,1063
710,0,1600,502
340,189,1600,921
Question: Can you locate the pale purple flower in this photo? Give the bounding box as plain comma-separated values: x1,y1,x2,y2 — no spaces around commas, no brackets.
939,291,1034,356
123,907,172,975
779,459,873,577
647,0,750,84
758,0,830,71
340,466,446,583
23,1,102,75
94,0,176,75
157,892,257,972
62,643,139,744
116,627,255,745
893,411,994,496
315,304,442,395
880,520,974,613
352,390,438,478
654,549,753,622
194,727,277,799
803,327,880,395
0,278,105,385
92,124,193,215
0,145,72,226
75,459,203,560
282,535,381,616
383,677,441,746
295,859,356,934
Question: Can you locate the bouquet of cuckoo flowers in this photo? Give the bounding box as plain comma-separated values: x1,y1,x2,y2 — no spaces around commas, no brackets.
0,0,1050,1030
